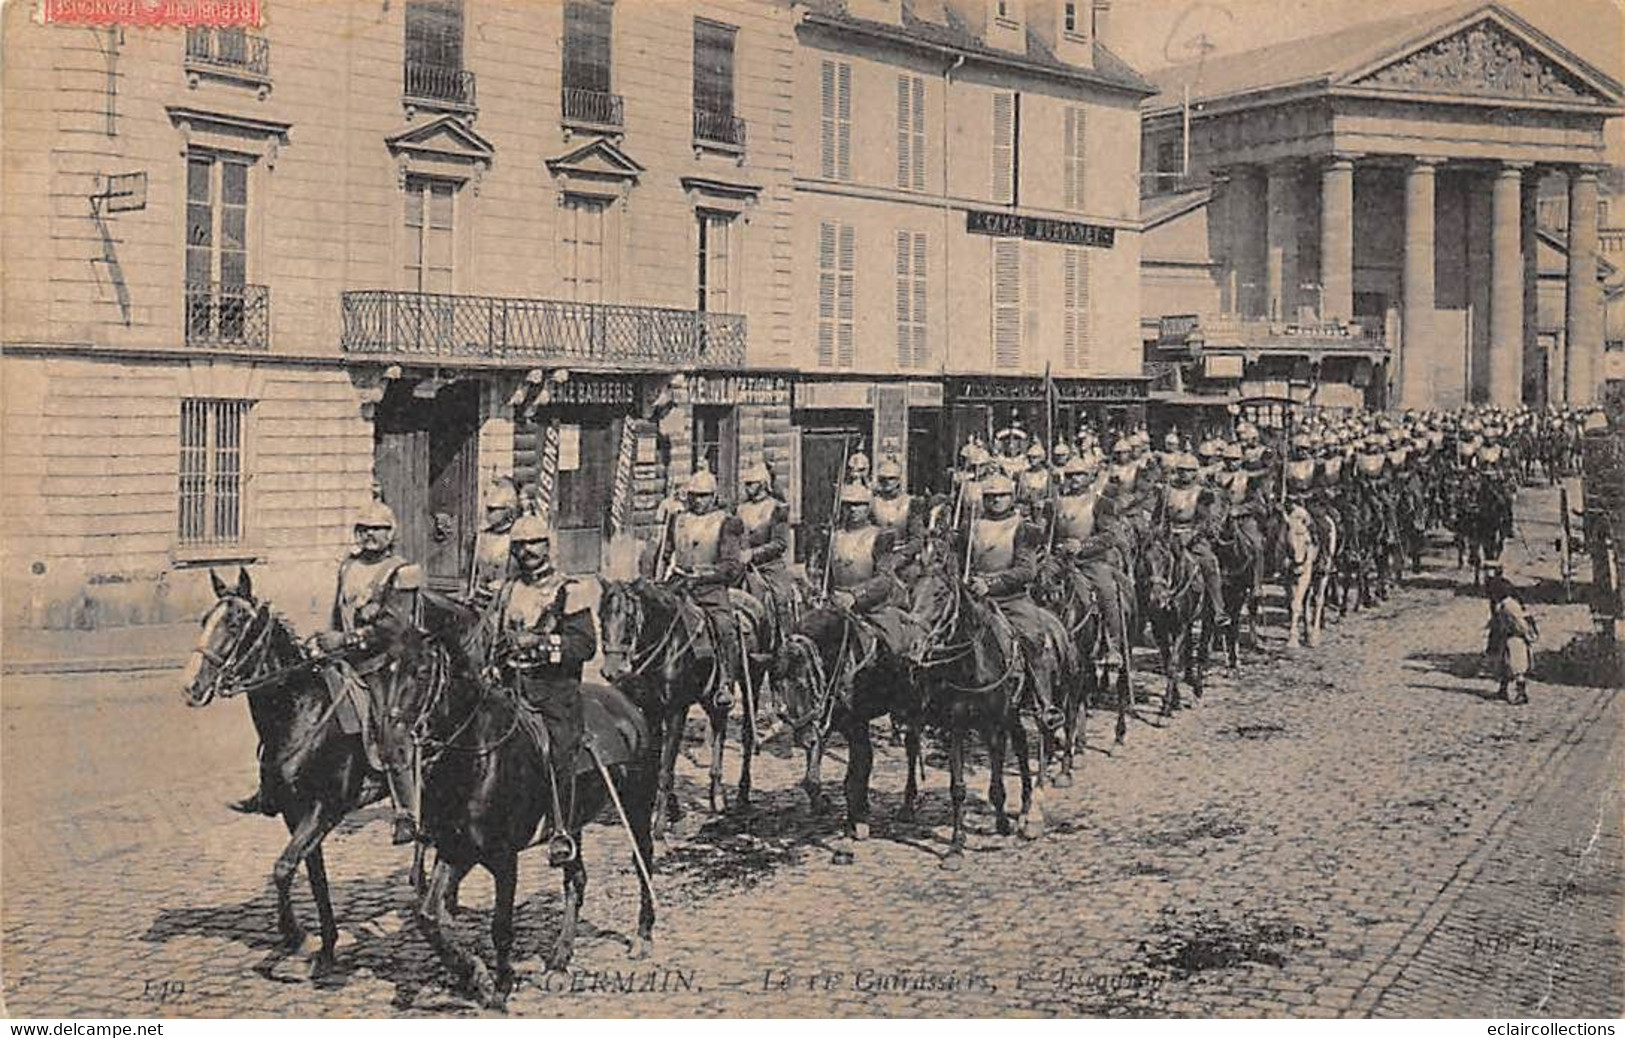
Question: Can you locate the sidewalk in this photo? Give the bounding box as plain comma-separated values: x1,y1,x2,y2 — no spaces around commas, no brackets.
0,622,195,675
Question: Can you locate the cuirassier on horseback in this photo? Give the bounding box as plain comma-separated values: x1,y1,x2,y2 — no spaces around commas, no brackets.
735,460,797,648
663,465,746,712
231,500,426,848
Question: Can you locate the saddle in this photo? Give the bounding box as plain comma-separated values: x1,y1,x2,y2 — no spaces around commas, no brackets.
728,586,769,656
508,684,643,779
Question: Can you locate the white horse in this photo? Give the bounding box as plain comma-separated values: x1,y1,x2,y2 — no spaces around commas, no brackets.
1280,504,1322,648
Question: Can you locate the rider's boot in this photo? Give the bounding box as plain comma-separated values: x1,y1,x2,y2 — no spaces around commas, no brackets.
385,760,419,846
547,762,579,867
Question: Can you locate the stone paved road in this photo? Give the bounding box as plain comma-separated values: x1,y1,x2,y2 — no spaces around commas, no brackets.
3,486,1620,1018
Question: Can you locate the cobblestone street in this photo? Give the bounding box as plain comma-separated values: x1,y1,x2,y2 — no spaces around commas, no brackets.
3,486,1620,1019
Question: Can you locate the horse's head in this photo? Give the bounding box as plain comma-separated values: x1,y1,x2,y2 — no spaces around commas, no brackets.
181,567,274,708
773,618,841,750
906,567,959,665
597,578,645,684
1141,540,1177,611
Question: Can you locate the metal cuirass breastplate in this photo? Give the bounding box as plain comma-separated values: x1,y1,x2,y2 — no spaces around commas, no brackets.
338,556,400,632
871,493,911,536
736,498,778,548
1286,459,1316,490
971,515,1021,574
830,525,880,589
1018,470,1050,503
1223,472,1250,504
1054,493,1097,541
1166,486,1202,524
674,510,728,569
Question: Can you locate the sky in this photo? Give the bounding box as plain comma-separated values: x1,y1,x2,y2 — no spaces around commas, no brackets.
1109,0,1625,162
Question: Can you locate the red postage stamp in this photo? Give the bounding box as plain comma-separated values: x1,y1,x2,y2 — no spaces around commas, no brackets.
39,0,262,27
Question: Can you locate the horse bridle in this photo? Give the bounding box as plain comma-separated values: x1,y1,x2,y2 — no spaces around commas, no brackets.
189,594,283,704
601,585,705,682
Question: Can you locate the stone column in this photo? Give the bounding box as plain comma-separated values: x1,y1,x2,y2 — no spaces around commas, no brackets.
1400,157,1439,409
1266,160,1298,321
1488,162,1528,407
1522,172,1541,405
1234,165,1267,317
1319,154,1356,324
1566,165,1602,405
1211,169,1238,314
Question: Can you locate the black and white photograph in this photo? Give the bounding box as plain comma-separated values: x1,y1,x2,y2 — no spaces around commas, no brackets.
1,0,1621,1022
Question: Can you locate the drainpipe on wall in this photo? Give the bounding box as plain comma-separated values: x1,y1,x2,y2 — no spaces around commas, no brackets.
941,53,965,464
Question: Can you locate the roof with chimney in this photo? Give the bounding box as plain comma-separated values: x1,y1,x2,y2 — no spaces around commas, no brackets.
1144,1,1624,116
790,0,1158,97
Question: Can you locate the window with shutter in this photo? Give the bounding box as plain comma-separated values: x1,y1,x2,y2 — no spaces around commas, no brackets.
818,221,855,368
563,1,613,94
993,239,1021,370
837,223,855,366
561,194,607,303
896,74,925,191
1023,244,1041,368
1063,247,1092,370
821,60,852,181
1063,106,1087,210
895,231,929,368
697,210,733,314
992,91,1015,203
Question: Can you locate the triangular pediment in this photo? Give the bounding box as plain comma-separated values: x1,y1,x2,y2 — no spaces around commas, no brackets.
385,115,495,164
545,138,644,182
1343,12,1621,107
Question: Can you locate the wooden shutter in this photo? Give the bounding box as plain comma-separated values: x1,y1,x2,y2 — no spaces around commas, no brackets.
821,61,837,178
1064,247,1092,370
993,239,1021,369
837,223,855,366
1024,243,1041,369
836,62,851,180
992,91,1015,203
911,231,928,366
817,220,836,366
896,75,925,190
1064,106,1087,210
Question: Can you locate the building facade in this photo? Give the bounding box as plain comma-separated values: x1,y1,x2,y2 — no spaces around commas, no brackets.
785,0,1154,516
1137,3,1622,420
1,0,798,632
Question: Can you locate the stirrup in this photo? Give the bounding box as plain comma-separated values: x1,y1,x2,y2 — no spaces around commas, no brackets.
548,831,579,867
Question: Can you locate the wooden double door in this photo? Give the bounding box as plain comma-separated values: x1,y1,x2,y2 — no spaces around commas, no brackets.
373,380,481,592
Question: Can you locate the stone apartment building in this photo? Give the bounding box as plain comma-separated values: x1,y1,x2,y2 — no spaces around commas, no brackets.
0,0,1154,635
785,0,1154,515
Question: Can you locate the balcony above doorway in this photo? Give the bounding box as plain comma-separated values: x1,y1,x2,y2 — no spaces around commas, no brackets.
341,291,746,370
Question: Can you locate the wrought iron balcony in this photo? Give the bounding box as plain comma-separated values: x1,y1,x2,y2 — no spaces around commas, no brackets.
185,27,270,84
562,87,624,129
404,61,476,110
342,291,746,369
693,108,746,150
186,282,270,350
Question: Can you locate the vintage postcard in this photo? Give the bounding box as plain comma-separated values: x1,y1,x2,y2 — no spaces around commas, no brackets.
1,0,1621,1022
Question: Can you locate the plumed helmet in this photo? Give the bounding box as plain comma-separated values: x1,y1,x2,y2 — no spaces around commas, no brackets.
741,462,771,485
1197,439,1221,459
1223,442,1244,461
1063,455,1095,476
1175,452,1200,471
839,482,873,505
355,501,397,531
847,451,871,475
962,442,991,466
875,456,904,479
981,474,1016,497
509,513,554,543
1026,443,1048,462
687,468,719,495
1163,430,1181,449
1112,437,1134,456
1052,441,1074,461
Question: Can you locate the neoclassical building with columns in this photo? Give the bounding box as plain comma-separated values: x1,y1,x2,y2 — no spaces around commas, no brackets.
1139,2,1622,414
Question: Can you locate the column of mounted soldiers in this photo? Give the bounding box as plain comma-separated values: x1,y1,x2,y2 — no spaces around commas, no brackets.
225,401,1605,859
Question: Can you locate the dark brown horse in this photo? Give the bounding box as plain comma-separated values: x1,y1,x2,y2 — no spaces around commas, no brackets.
771,603,923,839
905,540,1035,863
181,568,422,980
412,655,655,1008
1030,554,1118,764
598,578,755,839
1137,533,1210,713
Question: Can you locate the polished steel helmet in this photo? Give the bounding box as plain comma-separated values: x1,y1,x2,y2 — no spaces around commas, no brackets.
741,462,771,485
687,469,719,495
875,457,904,480
355,501,398,531
509,514,554,543
981,474,1016,497
839,482,873,505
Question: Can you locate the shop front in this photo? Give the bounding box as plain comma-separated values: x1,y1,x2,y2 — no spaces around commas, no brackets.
944,376,1150,460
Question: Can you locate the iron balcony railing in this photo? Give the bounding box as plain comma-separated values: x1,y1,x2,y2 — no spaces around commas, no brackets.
185,27,271,79
186,282,270,350
341,291,746,368
693,108,746,149
562,87,624,128
404,61,476,108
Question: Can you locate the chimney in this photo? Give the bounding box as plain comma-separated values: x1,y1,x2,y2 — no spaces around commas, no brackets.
1091,0,1110,46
